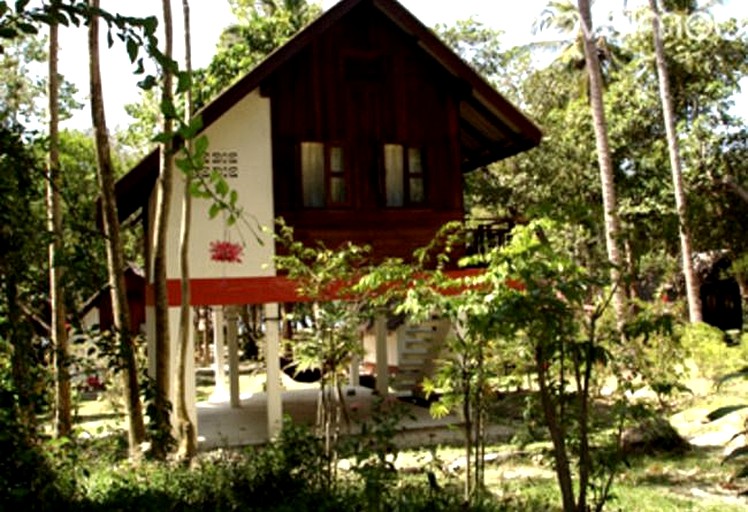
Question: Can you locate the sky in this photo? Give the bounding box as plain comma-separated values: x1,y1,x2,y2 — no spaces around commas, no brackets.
55,0,747,131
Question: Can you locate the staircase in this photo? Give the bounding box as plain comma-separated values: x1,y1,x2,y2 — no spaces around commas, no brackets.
391,319,451,396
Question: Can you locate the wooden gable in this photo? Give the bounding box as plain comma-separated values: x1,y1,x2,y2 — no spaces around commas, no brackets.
113,0,541,263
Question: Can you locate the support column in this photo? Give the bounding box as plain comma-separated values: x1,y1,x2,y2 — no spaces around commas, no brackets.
211,307,227,400
349,349,360,388
224,305,240,408
264,303,283,439
374,312,389,396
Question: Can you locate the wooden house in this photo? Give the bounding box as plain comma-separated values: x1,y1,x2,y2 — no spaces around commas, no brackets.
115,0,541,441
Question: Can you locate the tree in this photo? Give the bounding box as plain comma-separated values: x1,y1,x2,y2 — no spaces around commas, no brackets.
150,0,177,459
47,0,72,438
647,0,701,322
0,124,46,431
175,0,197,461
275,221,369,488
192,0,321,108
88,0,146,458
369,225,500,502
577,0,626,329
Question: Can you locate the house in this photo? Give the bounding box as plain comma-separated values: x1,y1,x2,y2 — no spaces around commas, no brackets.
114,0,541,442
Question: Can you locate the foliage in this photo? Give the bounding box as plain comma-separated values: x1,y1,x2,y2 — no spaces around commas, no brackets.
0,337,72,510
359,219,638,510
192,0,322,109
274,219,371,486
342,395,414,509
456,6,747,308
681,322,748,378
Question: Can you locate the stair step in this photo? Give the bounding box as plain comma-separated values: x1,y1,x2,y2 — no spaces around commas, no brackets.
405,326,438,334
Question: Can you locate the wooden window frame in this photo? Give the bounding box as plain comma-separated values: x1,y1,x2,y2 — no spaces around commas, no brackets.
383,143,427,208
299,141,350,208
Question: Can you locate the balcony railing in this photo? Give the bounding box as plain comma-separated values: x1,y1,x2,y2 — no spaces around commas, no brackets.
464,218,516,260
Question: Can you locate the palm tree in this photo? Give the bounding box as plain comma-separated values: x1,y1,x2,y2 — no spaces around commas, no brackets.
570,0,628,330
88,0,146,458
647,0,702,322
533,1,627,330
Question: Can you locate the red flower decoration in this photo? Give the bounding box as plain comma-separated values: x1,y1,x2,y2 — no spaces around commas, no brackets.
505,278,526,291
210,240,243,263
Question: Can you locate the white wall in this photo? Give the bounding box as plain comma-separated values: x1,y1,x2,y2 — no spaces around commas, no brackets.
166,89,276,281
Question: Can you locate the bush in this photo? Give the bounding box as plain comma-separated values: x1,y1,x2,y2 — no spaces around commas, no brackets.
0,339,73,511
680,322,748,379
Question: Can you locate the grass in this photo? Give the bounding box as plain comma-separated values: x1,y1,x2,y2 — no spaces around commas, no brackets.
62,343,748,511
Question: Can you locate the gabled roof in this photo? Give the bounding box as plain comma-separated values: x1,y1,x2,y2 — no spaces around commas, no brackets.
116,0,541,223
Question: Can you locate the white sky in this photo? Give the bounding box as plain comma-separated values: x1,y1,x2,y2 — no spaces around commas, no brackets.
55,0,747,130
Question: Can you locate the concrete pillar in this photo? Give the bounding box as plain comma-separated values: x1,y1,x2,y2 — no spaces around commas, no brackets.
349,336,360,387
374,313,389,395
211,307,227,400
224,305,241,408
264,303,283,439
145,305,156,379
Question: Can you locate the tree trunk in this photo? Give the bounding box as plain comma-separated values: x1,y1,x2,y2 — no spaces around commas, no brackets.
577,0,627,329
649,0,702,323
176,0,197,461
536,347,576,512
151,0,176,459
722,175,748,204
48,6,71,439
88,0,146,458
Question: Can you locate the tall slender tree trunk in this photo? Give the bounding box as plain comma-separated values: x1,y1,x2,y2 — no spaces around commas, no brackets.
151,0,176,459
176,0,197,460
648,0,702,322
47,4,71,438
88,0,146,457
577,0,627,328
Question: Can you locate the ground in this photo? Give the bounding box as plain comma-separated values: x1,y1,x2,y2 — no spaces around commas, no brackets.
70,358,748,510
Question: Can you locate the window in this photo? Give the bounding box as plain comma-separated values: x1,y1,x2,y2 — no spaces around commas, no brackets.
300,142,348,207
383,144,426,207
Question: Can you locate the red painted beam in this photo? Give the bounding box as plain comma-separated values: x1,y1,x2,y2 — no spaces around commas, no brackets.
144,269,483,307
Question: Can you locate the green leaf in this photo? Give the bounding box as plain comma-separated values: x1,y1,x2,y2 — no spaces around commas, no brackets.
0,27,17,38
175,156,190,173
229,189,238,206
215,177,229,197
208,203,221,219
142,16,157,35
160,98,177,119
194,134,209,155
176,71,191,94
126,37,138,63
707,405,748,422
429,401,450,419
152,132,173,144
137,75,157,90
106,28,113,48
15,0,30,12
189,181,203,197
17,22,36,34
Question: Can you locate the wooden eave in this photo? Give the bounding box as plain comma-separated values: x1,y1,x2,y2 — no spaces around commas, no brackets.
113,0,541,224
